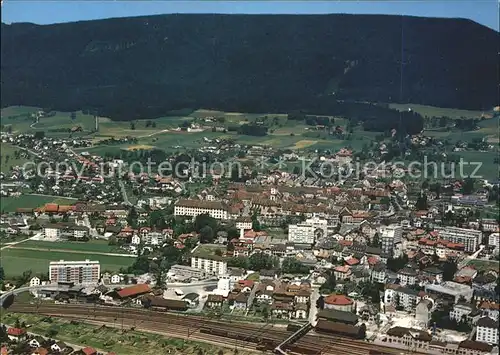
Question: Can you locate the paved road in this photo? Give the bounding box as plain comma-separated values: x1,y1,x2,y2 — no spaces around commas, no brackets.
0,233,41,251
118,180,133,206
18,146,43,159
308,286,320,326
458,245,485,269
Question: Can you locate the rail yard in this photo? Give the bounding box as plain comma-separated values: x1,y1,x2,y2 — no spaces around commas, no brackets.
5,303,427,355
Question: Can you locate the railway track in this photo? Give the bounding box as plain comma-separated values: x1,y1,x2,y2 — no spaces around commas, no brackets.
7,303,425,354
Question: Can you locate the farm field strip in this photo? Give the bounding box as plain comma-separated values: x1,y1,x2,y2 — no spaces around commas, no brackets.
0,248,134,277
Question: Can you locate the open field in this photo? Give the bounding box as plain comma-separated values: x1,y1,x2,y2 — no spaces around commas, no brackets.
125,144,156,151
1,107,98,136
389,103,486,119
2,106,497,164
18,239,120,253
291,140,317,149
466,259,500,272
193,244,225,256
0,248,134,277
2,313,242,355
0,142,30,173
0,194,77,212
452,151,498,180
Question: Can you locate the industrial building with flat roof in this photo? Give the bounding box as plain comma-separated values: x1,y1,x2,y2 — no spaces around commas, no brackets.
424,281,474,303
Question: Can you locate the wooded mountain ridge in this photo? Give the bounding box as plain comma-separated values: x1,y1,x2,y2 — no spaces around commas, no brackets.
1,14,497,124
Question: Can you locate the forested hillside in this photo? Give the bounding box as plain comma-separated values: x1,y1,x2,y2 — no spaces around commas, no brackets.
1,14,497,132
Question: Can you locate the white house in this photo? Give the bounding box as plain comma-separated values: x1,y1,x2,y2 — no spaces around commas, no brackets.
30,277,41,287
131,235,141,245
51,342,67,353
110,274,121,284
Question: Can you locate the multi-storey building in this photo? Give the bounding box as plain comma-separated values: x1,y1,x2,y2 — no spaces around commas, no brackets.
49,259,100,285
479,302,499,321
488,233,499,249
288,223,315,244
380,224,402,257
174,199,228,220
143,231,165,245
384,285,422,312
235,217,253,231
476,317,499,345
73,226,89,239
435,227,482,253
371,263,387,284
190,254,227,276
425,282,474,303
288,217,327,244
168,264,207,280
43,225,61,240
481,219,499,232
449,303,480,324
397,267,418,286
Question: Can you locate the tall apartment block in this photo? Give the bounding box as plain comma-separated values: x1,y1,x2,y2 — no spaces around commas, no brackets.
49,259,100,285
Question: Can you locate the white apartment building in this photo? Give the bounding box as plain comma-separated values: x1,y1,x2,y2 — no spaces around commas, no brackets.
288,217,327,244
143,231,165,246
435,226,482,252
449,303,479,324
174,199,228,220
73,226,89,239
371,263,387,284
397,267,418,286
191,254,227,276
43,226,61,240
481,219,499,232
288,223,315,244
488,233,499,249
384,286,421,312
235,217,253,231
49,259,100,285
476,317,499,345
380,224,403,257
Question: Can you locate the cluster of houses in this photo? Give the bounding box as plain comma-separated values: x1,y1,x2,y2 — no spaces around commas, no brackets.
2,327,113,355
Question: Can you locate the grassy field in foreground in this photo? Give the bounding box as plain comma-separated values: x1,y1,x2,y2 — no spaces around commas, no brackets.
0,194,77,213
1,313,245,355
18,239,122,253
0,248,134,277
0,142,30,173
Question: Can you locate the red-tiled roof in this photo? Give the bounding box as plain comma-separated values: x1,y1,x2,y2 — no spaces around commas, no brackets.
324,294,353,306
33,348,49,355
116,284,151,298
334,266,350,273
44,203,59,213
82,347,97,355
345,257,359,266
7,327,26,336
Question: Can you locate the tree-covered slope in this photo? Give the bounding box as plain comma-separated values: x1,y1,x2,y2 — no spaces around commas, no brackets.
1,14,497,121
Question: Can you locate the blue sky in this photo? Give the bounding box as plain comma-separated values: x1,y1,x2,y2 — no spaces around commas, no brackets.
2,1,499,31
